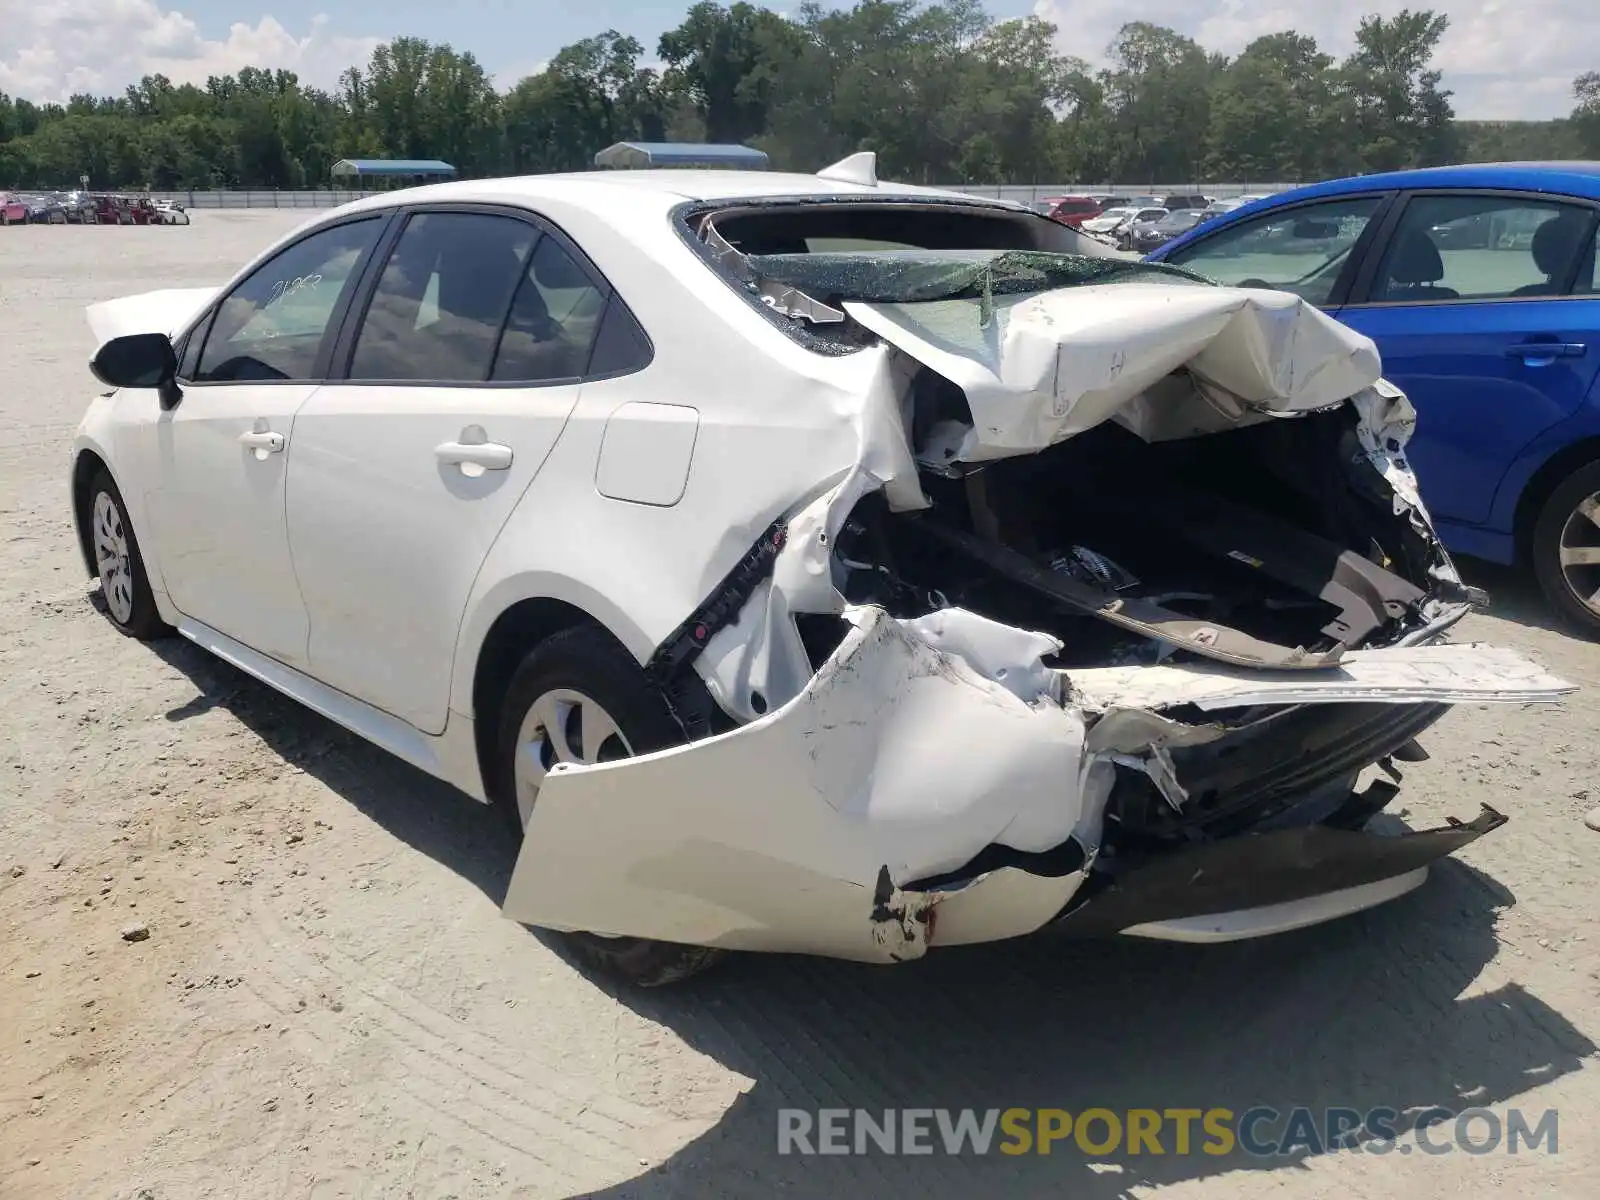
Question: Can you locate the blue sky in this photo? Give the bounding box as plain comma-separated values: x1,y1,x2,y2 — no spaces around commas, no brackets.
0,2,1590,119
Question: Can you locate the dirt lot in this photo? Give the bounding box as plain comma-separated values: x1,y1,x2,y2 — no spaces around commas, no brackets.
2,212,1598,1199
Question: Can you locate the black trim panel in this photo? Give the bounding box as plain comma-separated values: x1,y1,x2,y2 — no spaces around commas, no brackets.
1050,804,1506,937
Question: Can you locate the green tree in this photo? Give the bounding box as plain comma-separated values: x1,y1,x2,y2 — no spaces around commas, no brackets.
1573,72,1600,157
1206,33,1334,181
503,33,663,174
1098,22,1219,183
658,2,803,144
1331,9,1456,173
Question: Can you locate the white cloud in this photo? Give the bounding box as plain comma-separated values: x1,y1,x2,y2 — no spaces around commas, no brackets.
1031,0,1589,119
0,4,385,103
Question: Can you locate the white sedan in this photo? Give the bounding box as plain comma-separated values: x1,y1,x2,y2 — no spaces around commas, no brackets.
152,200,191,225
72,157,1573,986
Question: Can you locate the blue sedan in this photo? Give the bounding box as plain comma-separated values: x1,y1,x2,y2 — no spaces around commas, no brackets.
1145,163,1600,635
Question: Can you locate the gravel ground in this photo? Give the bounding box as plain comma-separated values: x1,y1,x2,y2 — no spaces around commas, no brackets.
2,212,1597,1199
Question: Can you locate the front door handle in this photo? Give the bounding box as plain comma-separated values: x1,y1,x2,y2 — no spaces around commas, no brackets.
238,430,285,453
1506,341,1587,365
435,425,513,473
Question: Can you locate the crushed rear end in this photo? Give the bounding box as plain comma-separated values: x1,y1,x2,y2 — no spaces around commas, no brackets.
501,213,1575,961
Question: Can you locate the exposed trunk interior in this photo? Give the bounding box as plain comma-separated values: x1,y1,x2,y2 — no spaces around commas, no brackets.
833,366,1466,674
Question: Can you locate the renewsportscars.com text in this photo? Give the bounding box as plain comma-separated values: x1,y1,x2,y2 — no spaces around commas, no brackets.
777,1106,1559,1157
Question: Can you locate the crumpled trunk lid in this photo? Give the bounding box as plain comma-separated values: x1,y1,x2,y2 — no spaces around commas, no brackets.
844,282,1383,462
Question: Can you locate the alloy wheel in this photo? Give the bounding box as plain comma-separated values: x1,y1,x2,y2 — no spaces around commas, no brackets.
92,491,135,625
512,688,634,829
1558,492,1600,618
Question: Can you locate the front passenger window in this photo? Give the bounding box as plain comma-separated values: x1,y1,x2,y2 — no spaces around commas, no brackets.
1164,196,1383,305
195,217,383,383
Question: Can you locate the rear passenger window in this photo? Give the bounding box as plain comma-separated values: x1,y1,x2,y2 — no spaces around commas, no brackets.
490,236,607,382
349,212,535,382
585,295,653,377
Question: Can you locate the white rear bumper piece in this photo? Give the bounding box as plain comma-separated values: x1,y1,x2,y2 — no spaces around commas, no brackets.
501,606,1573,961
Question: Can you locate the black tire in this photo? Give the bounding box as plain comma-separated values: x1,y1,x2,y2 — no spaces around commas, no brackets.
1531,459,1600,638
492,623,725,987
86,470,173,640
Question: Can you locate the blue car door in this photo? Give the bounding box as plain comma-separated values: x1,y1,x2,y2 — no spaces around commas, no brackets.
1335,190,1600,531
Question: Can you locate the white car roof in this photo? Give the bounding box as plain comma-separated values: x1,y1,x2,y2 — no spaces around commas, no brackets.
338,169,1014,214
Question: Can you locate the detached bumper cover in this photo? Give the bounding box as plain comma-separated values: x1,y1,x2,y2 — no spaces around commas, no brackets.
502,600,1571,960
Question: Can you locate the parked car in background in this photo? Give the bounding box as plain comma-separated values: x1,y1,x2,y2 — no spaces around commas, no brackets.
1,192,28,225
1117,208,1170,250
1040,195,1102,228
1160,193,1209,213
59,191,98,222
19,194,67,224
1086,205,1166,241
153,199,191,225
71,162,1572,986
1146,162,1600,635
1081,206,1138,235
92,194,126,224
1131,207,1207,251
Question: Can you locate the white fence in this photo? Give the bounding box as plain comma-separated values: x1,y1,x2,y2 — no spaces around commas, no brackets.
147,189,369,208
145,181,1301,210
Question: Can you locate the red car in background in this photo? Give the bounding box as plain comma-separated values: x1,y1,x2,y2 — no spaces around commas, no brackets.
91,194,156,224
92,195,126,224
1037,195,1102,228
2,193,30,225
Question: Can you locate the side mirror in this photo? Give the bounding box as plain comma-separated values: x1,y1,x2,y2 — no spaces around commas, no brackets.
90,332,178,390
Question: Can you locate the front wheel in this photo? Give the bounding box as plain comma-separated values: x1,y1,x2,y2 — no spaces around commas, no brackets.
1531,459,1600,637
86,471,172,640
493,624,725,987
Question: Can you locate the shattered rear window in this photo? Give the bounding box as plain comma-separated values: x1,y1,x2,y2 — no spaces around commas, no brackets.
743,248,1215,305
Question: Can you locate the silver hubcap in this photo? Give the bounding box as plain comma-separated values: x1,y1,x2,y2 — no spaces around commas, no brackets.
1558,493,1600,617
512,689,632,829
92,491,135,625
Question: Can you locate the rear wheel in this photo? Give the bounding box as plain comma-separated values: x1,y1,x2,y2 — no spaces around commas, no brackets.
493,624,725,987
1531,459,1600,637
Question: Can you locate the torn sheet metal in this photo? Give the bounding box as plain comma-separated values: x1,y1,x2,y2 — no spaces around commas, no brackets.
844,283,1383,462
503,605,1094,961
1064,642,1576,713
86,287,218,345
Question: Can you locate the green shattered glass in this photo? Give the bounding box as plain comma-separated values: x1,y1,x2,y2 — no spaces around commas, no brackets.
744,249,1216,313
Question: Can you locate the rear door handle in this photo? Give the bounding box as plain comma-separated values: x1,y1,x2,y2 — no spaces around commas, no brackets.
1506,341,1587,364
238,430,285,453
432,428,512,473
